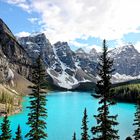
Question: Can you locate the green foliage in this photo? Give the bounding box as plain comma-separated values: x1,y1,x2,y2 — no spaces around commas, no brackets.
91,40,119,140
14,125,22,140
133,97,140,140
25,55,48,140
72,132,76,140
0,115,12,140
125,136,132,140
110,84,140,102
0,90,22,114
111,84,140,95
0,91,14,104
81,108,89,140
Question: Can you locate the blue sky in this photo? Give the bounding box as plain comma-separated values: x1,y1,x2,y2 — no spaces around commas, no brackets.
0,0,140,52
0,1,40,33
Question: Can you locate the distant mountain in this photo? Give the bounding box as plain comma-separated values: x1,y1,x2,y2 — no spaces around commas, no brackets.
18,32,140,89
75,45,140,83
89,48,98,59
109,44,140,76
76,48,86,54
18,34,97,89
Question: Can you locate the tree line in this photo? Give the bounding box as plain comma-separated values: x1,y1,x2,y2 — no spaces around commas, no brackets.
0,40,140,140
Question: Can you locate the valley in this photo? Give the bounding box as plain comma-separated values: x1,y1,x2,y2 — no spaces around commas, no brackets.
0,18,140,116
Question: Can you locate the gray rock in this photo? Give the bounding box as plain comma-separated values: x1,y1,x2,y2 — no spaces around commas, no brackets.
109,45,140,76
0,18,32,83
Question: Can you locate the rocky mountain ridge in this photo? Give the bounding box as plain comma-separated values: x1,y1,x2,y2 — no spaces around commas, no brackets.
1,18,140,90
0,18,33,115
0,19,32,82
18,33,140,89
0,18,33,92
109,44,140,76
18,34,97,89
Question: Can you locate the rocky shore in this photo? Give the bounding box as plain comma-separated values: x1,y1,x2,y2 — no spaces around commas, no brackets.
0,103,22,117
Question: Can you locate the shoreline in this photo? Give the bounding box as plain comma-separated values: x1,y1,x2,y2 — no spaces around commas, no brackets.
0,103,22,117
0,90,137,117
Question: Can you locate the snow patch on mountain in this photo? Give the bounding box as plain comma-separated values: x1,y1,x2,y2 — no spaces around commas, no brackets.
47,68,78,89
6,68,14,80
109,44,138,58
112,73,140,83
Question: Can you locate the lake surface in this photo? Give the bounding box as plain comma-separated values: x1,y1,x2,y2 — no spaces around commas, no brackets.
0,91,136,140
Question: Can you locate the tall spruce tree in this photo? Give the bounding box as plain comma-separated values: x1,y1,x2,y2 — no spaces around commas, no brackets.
0,115,12,140
25,55,48,140
125,137,132,140
72,132,76,140
81,108,89,140
133,96,140,140
14,125,22,140
91,40,119,140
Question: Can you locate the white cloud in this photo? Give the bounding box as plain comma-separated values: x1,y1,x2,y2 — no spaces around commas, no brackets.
116,39,125,47
6,0,26,4
5,0,30,12
85,45,102,53
134,41,140,52
69,40,102,52
28,18,38,24
4,0,140,46
15,31,30,37
65,39,103,53
69,40,88,48
113,39,126,49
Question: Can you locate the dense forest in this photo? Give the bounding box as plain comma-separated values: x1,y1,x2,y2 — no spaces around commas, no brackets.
111,83,140,102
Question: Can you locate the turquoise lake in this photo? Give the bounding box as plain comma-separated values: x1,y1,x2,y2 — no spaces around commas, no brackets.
0,91,136,140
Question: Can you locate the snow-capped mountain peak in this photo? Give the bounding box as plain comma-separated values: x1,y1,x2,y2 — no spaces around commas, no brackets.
109,44,139,57
18,32,140,89
89,48,97,54
18,34,96,89
120,44,138,53
76,48,86,54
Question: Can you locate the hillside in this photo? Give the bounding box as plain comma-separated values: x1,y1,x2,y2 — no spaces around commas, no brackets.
111,82,140,102
0,19,33,115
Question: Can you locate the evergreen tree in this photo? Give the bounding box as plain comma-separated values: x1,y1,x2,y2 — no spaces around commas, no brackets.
133,96,140,140
125,137,132,140
91,40,119,140
14,125,22,140
0,115,12,140
72,132,76,140
25,55,48,140
81,108,89,140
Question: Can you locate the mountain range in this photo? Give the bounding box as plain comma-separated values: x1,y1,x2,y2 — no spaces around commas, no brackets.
0,18,140,90
18,34,140,89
